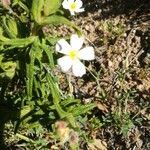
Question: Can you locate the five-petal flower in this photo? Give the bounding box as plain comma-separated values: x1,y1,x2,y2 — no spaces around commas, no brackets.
62,0,84,15
56,34,95,77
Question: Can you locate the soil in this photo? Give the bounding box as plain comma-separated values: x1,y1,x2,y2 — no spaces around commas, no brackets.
1,0,150,149
69,0,150,149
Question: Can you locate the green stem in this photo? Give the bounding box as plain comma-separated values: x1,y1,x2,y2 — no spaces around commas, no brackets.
86,66,101,92
46,74,66,118
16,133,34,143
67,74,73,96
46,74,76,127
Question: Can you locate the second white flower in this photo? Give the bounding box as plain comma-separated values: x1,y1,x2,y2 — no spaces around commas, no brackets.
62,0,84,15
56,34,95,77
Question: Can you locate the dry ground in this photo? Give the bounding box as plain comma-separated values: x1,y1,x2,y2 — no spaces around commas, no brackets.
1,0,150,149
67,0,150,149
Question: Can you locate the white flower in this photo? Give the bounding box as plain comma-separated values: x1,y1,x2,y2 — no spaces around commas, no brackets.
56,34,95,77
62,0,84,15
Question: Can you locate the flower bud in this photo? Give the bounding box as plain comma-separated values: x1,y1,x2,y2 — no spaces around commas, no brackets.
1,0,10,9
55,121,70,143
69,130,79,149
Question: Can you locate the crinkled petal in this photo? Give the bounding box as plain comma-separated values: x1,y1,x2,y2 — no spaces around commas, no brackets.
76,0,83,8
62,0,69,9
69,0,75,3
72,59,86,77
57,56,73,72
79,46,95,60
56,39,71,54
70,34,84,50
76,8,84,12
70,10,75,15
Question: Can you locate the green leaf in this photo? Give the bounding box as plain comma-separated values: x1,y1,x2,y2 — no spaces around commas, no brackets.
69,103,96,117
46,73,77,127
12,0,29,13
20,105,32,118
46,74,65,117
26,42,36,100
33,76,41,98
46,36,60,46
7,17,18,37
2,16,18,38
43,0,62,16
41,15,81,34
60,98,80,107
41,40,54,68
0,26,10,42
0,61,17,79
0,36,36,49
31,0,45,24
16,133,35,143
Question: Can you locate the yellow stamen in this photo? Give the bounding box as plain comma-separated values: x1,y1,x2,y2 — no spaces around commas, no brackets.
70,2,77,10
69,50,78,60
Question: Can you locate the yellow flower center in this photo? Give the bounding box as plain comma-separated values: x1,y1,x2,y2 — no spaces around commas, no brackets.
70,2,77,10
69,50,78,60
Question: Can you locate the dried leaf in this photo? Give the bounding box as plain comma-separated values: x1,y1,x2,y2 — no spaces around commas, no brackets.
95,101,108,113
88,139,107,150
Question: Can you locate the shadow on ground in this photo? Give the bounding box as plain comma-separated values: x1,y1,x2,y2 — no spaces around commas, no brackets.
83,0,150,66
83,0,150,24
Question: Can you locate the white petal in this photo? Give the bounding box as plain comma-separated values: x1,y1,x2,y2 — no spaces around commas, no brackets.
62,0,69,9
79,46,95,60
72,59,86,77
56,39,71,54
69,0,75,3
70,34,84,50
76,0,83,8
70,10,75,15
76,8,84,12
57,56,73,72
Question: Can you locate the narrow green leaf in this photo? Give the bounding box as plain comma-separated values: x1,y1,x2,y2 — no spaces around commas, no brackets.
0,26,10,42
46,74,65,117
60,98,80,107
69,104,96,116
18,1,29,13
31,0,45,23
33,76,41,98
0,36,36,48
41,41,54,68
41,15,81,35
16,133,35,143
46,73,77,127
26,43,36,100
0,61,17,79
7,20,18,37
2,16,17,38
46,36,60,46
43,0,61,16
